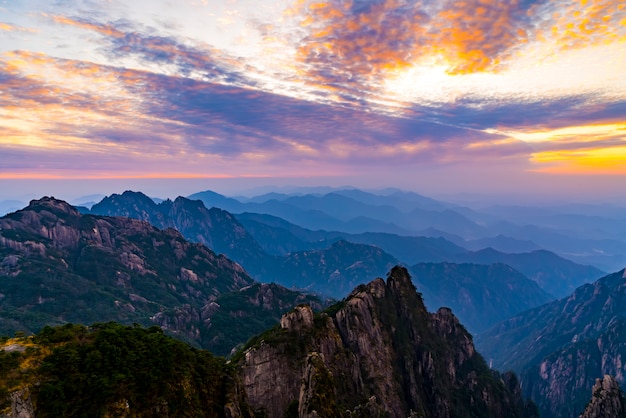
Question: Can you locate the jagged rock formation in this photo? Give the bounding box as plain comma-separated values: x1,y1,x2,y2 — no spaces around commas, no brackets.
0,197,321,355
579,375,626,418
0,389,34,418
237,266,537,418
477,269,626,417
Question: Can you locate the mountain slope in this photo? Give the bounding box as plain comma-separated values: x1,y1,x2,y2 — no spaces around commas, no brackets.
0,197,321,356
91,191,275,277
476,269,626,417
0,323,254,417
269,240,399,298
410,262,553,332
452,248,604,297
236,266,538,418
579,375,626,418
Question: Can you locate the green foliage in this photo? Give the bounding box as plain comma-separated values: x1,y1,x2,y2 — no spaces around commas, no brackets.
0,322,251,418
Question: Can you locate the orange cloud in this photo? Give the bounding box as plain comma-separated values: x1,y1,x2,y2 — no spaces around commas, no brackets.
431,0,529,74
0,22,37,33
46,14,125,38
286,0,626,86
545,0,626,50
291,0,429,86
531,146,626,174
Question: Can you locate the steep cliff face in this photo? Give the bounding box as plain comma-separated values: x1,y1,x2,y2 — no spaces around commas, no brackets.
476,269,626,417
237,266,536,418
579,375,626,418
521,319,626,417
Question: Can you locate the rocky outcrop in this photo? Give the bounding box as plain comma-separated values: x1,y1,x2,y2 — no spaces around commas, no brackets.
579,375,626,418
238,266,536,418
0,389,34,418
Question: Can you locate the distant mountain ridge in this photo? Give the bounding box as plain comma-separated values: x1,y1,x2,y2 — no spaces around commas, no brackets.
189,187,626,272
88,191,573,333
234,206,603,298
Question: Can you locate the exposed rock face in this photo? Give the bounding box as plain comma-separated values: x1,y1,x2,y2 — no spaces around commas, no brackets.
238,266,536,418
90,191,274,279
579,375,626,418
477,269,626,417
0,389,34,418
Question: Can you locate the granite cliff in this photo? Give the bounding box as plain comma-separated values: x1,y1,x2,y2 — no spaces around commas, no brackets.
579,375,626,418
237,266,537,418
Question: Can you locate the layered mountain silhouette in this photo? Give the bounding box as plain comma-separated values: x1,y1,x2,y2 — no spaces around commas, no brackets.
86,191,604,333
187,187,626,272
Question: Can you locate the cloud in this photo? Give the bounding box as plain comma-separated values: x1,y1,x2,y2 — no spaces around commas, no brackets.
1,48,527,180
283,0,626,88
46,14,251,85
0,22,37,33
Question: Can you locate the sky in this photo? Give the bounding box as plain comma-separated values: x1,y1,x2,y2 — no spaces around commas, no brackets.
1,0,625,202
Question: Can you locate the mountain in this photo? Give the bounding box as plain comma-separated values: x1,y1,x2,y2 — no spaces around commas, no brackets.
235,266,538,418
90,191,276,279
410,262,553,332
0,197,321,356
237,211,602,298
191,189,484,236
462,234,541,253
0,269,539,418
90,192,403,297
579,375,626,418
269,240,399,298
476,269,626,417
452,248,605,297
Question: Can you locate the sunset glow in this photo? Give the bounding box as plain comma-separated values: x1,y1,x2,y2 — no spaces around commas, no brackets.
0,0,625,197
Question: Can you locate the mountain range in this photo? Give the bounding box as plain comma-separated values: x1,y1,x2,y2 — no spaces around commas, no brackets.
187,187,626,272
0,192,623,417
86,191,605,332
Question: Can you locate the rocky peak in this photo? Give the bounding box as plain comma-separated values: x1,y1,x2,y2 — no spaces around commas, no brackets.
239,267,535,418
280,305,314,333
26,197,79,217
579,375,626,418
